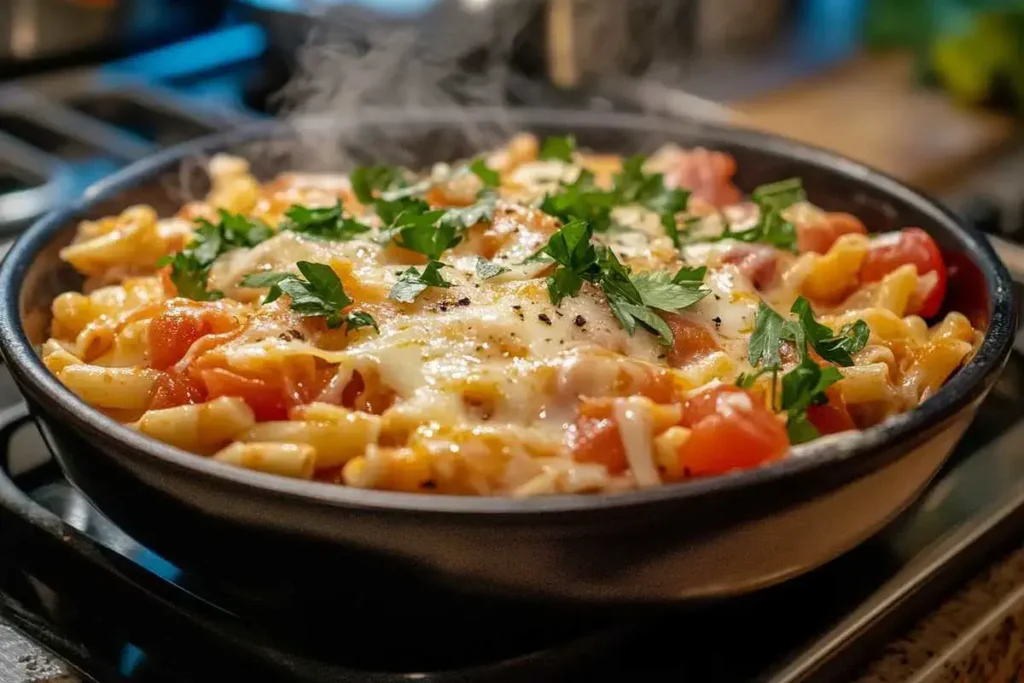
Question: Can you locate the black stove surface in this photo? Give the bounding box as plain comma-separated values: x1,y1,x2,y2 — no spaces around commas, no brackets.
2,345,1024,683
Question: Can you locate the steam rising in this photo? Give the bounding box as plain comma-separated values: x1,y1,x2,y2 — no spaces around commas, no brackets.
275,1,540,171
268,0,739,172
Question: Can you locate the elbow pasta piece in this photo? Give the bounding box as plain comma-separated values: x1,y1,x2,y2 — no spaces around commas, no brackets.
137,397,256,453
42,340,82,374
206,154,261,214
837,363,894,405
239,409,381,470
903,315,929,345
59,206,166,277
343,445,435,492
214,441,316,480
930,312,976,344
904,338,973,401
801,233,869,303
853,344,898,379
57,365,160,410
93,319,151,368
828,307,915,343
873,264,918,317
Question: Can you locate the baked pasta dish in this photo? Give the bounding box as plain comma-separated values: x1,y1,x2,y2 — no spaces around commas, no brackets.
42,134,982,496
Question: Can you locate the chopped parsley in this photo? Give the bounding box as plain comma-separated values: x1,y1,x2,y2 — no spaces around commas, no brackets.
537,219,598,305
239,261,376,332
389,261,451,303
540,170,617,233
350,166,404,205
158,210,273,302
536,219,708,343
280,201,371,241
437,192,497,232
391,209,462,261
539,135,576,162
538,153,690,245
470,159,500,188
711,178,805,252
744,297,869,443
475,257,508,280
631,266,710,312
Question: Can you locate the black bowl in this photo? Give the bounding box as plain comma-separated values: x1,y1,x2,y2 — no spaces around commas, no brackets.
0,108,1015,605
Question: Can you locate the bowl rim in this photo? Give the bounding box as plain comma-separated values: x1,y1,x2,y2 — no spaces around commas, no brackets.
0,106,1016,517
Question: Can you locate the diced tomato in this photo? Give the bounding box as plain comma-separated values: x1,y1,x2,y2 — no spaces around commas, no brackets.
149,371,206,410
860,228,947,318
201,368,288,421
570,399,628,474
662,315,720,368
806,387,855,435
663,148,742,208
796,212,868,254
721,243,778,289
636,367,676,404
148,305,238,371
671,385,788,479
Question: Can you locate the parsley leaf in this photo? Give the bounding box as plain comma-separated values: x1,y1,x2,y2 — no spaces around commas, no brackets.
747,302,787,368
753,178,805,212
790,297,868,366
437,193,497,232
392,210,460,261
613,155,665,205
539,135,576,162
630,266,710,312
470,159,500,188
158,252,224,301
378,178,433,202
745,295,868,444
538,219,598,305
158,210,272,302
389,261,451,303
647,188,690,248
708,178,804,252
475,257,508,280
374,196,431,230
350,166,403,204
281,201,371,241
779,346,844,444
541,171,616,233
596,247,675,345
238,261,375,332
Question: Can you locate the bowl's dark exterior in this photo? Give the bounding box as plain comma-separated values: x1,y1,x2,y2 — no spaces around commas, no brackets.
0,109,1015,604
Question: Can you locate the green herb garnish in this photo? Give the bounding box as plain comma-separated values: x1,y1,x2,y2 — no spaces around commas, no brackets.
281,201,371,241
158,210,273,302
239,261,376,332
437,193,497,232
389,261,451,303
470,159,500,188
475,258,508,280
743,297,869,443
536,219,708,343
350,166,404,205
539,135,576,162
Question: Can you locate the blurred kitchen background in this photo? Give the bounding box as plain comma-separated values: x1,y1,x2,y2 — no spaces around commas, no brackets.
3,0,1024,242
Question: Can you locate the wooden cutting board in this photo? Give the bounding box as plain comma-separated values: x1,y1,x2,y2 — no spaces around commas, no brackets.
731,53,1018,191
